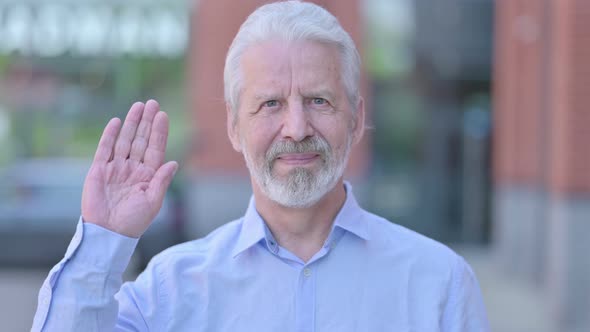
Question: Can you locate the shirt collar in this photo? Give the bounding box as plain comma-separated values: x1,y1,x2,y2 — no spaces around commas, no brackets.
231,181,369,258
331,181,370,241
232,196,267,258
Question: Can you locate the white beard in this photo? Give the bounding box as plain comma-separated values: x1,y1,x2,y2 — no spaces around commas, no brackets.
242,135,351,208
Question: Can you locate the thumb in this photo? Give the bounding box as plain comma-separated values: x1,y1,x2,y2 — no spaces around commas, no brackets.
147,161,178,208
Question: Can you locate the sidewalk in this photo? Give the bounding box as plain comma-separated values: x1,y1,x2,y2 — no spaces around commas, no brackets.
458,246,555,332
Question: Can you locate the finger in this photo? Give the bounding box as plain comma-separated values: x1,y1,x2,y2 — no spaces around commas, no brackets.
114,102,145,159
144,111,170,170
129,99,160,162
147,161,178,208
93,118,122,163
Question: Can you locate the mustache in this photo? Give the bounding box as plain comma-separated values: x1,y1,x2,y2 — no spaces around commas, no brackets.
266,136,331,161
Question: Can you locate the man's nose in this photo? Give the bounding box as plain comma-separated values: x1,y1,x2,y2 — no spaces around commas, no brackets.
281,102,314,142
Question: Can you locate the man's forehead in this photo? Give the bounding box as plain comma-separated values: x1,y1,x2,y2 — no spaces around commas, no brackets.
241,40,340,68
240,43,341,77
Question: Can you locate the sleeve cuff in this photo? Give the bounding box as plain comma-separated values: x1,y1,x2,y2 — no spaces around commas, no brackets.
67,217,139,273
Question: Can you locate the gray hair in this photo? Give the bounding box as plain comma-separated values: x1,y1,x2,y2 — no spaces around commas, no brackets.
223,0,361,115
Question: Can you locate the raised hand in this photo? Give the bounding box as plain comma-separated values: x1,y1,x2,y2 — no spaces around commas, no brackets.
81,100,178,238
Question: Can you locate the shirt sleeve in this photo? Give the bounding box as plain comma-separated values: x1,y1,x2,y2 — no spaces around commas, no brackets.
441,255,491,332
31,217,139,332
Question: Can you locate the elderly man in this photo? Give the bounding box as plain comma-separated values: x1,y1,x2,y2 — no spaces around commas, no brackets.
33,1,489,331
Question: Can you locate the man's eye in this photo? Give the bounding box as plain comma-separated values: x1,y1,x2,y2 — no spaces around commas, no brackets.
263,100,279,108
312,98,327,105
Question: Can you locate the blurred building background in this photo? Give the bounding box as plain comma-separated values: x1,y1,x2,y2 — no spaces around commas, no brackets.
494,1,590,331
0,0,587,331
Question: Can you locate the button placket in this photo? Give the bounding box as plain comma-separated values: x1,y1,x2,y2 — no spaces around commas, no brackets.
295,265,316,332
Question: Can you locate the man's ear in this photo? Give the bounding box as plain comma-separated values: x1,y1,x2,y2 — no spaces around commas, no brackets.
226,104,242,152
351,97,366,145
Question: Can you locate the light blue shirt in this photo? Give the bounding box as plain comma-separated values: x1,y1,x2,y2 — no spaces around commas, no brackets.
33,183,489,331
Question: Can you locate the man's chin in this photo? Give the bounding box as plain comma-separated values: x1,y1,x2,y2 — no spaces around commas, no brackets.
272,165,318,179
271,173,340,205
268,166,311,182
267,185,323,209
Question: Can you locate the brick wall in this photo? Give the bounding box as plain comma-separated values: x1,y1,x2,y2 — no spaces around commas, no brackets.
494,0,590,330
548,0,590,194
494,0,590,193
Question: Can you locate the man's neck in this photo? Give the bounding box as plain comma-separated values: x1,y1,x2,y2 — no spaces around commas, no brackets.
252,180,347,263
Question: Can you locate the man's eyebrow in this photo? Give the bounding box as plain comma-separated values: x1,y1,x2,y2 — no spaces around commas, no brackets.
253,93,282,101
302,89,335,100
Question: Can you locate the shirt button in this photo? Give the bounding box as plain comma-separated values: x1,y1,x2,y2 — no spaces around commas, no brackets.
303,268,312,277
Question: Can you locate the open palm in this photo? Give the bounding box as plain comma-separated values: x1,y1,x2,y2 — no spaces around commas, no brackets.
81,100,178,238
